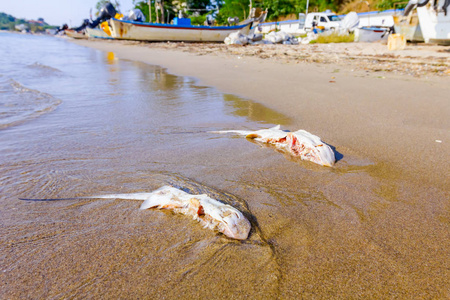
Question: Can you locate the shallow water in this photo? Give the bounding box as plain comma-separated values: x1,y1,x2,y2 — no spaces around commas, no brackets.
1,32,448,299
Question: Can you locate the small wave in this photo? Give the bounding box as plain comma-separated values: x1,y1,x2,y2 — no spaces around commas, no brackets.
0,78,62,130
27,62,62,74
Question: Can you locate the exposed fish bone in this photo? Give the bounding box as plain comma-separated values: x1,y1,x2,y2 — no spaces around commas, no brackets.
92,186,251,240
212,125,336,167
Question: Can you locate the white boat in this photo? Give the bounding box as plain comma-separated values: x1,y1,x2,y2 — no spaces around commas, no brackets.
356,9,397,27
64,29,87,39
109,18,257,42
354,26,391,42
85,27,113,39
415,0,450,44
255,17,306,35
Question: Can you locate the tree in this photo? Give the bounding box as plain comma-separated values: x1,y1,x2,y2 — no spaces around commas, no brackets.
187,0,211,10
216,0,352,23
132,0,214,23
215,0,251,24
261,0,339,21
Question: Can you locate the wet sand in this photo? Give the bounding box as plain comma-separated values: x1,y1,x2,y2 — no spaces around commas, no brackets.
69,39,449,297
73,39,450,190
2,37,449,299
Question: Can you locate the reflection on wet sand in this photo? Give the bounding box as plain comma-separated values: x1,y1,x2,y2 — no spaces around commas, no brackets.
223,93,292,125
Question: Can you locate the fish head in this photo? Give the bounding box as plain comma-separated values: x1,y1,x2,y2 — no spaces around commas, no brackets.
218,209,251,240
286,132,335,167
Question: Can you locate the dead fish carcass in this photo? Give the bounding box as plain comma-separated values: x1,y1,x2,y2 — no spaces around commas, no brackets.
92,186,251,240
212,125,336,167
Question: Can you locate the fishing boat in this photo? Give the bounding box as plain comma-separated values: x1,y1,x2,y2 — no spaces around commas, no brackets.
108,17,260,42
416,0,450,44
354,26,391,42
403,0,450,44
64,29,87,39
393,12,424,42
85,27,113,39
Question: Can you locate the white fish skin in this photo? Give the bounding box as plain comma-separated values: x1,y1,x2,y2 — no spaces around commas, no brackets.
210,125,282,138
213,125,336,167
92,186,251,240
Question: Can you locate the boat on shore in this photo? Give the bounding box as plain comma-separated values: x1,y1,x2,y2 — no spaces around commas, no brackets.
416,0,450,44
401,0,450,44
85,27,113,39
108,17,260,42
393,12,424,42
64,29,87,39
354,26,391,42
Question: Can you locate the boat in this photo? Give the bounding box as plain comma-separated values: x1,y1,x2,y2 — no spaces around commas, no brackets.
255,16,306,35
64,29,87,39
356,9,397,27
354,26,391,42
415,0,450,44
393,12,424,42
85,27,113,39
108,17,260,42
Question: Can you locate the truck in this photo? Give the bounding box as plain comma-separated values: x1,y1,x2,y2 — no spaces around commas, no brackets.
255,11,342,35
303,12,342,31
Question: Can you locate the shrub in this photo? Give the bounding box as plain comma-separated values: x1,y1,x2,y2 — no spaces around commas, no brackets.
312,32,355,43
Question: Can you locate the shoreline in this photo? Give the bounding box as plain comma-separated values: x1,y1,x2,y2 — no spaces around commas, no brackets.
2,34,449,298
72,38,449,190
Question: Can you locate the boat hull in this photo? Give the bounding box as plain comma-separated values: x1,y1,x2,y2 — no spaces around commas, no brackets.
109,18,252,42
417,3,450,45
393,14,424,42
64,30,87,39
86,27,113,39
354,27,390,42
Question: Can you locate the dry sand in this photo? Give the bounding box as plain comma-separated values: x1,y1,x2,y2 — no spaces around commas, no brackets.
73,39,449,190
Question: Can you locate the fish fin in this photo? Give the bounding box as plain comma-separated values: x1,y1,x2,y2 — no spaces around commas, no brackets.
140,199,160,210
139,191,185,210
90,193,154,200
210,130,253,136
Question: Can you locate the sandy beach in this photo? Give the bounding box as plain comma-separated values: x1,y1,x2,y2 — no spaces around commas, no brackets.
63,39,449,297
73,39,449,190
2,34,448,299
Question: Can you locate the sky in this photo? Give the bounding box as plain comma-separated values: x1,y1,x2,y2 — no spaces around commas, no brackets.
0,0,135,27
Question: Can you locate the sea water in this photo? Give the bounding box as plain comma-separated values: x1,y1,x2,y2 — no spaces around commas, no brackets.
0,32,288,298
0,32,290,193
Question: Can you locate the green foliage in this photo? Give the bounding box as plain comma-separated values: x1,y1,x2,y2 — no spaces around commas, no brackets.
133,1,174,23
215,0,250,24
187,0,211,10
215,0,346,23
262,0,305,20
133,1,152,22
0,12,55,32
311,32,355,43
0,12,16,25
133,0,214,24
375,0,407,10
129,0,399,26
189,13,207,25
